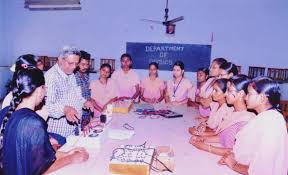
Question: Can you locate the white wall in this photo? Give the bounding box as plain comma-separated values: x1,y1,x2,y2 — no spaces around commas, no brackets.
0,0,11,100
1,0,288,98
3,0,288,67
0,0,5,63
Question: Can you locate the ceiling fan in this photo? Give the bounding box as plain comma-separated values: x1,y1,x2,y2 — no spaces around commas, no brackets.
141,0,184,34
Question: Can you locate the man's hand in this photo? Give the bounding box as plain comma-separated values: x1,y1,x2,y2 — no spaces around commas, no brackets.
84,100,94,112
64,106,80,123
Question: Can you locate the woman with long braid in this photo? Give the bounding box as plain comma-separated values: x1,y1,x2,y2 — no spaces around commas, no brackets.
0,67,89,175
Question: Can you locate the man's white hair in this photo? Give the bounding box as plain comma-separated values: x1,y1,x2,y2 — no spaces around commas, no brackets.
59,45,80,59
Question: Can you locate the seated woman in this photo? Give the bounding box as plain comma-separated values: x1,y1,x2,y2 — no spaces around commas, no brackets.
165,61,194,105
198,58,227,118
187,67,209,108
189,79,234,136
190,75,255,156
0,68,89,174
2,54,37,109
140,62,165,104
2,55,48,118
90,63,118,114
111,53,140,101
1,55,63,147
218,62,239,79
218,77,288,175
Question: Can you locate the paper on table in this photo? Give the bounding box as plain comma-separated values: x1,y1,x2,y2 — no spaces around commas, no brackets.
108,129,135,140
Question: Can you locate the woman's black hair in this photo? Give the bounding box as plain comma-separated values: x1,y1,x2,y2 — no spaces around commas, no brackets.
149,62,159,77
220,62,239,76
197,67,209,76
229,75,251,94
173,61,184,70
213,78,228,93
36,58,44,64
212,58,227,67
0,68,45,149
250,77,281,110
120,53,132,69
9,55,38,92
173,61,185,77
149,62,159,69
14,54,37,71
120,53,132,61
100,63,112,78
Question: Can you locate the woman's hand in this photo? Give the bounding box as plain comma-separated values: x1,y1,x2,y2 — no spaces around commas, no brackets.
49,137,61,150
102,104,107,112
190,138,206,151
188,127,198,135
218,152,236,168
142,97,156,104
170,101,181,106
189,135,205,143
151,98,157,103
200,96,212,108
67,147,89,164
118,96,131,101
49,137,59,145
188,127,204,136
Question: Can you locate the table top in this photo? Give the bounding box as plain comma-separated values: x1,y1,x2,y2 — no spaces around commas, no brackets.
51,104,239,175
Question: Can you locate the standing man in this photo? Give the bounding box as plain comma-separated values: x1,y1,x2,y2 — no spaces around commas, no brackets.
74,50,96,127
112,53,140,101
74,50,91,101
45,46,93,137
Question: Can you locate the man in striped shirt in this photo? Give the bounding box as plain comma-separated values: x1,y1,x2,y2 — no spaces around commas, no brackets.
45,46,94,137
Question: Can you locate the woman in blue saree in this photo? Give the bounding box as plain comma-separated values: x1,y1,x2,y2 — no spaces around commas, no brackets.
0,67,89,175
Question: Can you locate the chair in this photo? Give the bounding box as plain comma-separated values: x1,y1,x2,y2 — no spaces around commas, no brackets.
267,68,288,83
49,57,58,67
38,56,57,71
280,100,288,118
89,58,95,72
248,66,266,78
280,100,288,129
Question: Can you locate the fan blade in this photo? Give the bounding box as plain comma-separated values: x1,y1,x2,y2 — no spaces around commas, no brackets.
167,16,184,24
140,19,164,25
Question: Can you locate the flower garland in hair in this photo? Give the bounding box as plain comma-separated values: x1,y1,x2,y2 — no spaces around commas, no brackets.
21,64,28,69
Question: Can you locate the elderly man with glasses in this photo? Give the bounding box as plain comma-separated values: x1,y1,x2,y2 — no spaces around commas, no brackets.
45,46,94,138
